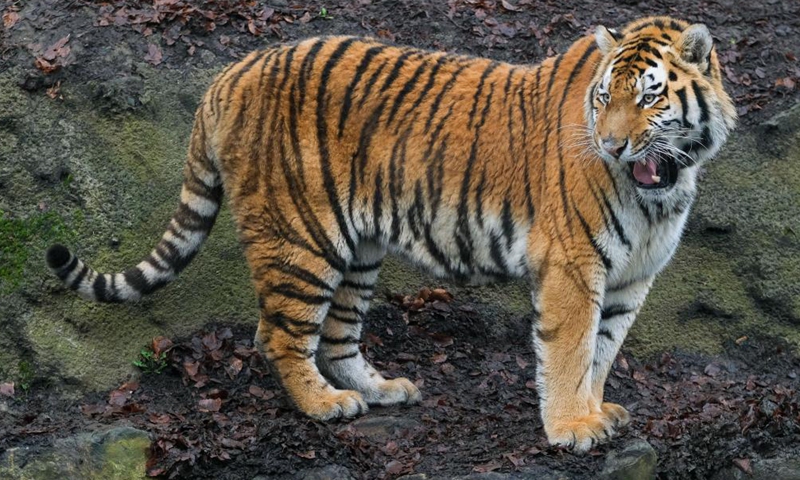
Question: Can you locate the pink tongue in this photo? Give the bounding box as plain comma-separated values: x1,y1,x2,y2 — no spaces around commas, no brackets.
632,159,658,184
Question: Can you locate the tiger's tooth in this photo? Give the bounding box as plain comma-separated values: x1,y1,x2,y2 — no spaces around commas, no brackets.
651,175,661,183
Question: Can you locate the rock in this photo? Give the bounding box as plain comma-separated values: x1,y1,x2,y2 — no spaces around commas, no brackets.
345,415,421,441
0,426,150,480
92,75,145,113
712,455,800,480
397,466,572,480
292,465,355,480
601,440,657,480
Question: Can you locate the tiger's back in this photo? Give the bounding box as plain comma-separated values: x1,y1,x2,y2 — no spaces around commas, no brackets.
47,17,735,452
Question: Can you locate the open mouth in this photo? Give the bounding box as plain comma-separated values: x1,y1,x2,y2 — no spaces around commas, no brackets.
628,152,680,190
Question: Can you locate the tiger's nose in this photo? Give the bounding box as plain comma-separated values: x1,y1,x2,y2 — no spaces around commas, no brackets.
601,137,628,159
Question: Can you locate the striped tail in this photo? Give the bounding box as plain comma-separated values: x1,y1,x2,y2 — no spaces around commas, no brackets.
45,115,223,303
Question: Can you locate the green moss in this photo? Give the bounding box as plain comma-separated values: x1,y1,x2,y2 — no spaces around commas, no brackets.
0,211,77,292
94,435,149,480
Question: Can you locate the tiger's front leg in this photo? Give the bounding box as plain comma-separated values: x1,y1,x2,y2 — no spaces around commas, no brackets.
590,278,653,431
532,260,615,453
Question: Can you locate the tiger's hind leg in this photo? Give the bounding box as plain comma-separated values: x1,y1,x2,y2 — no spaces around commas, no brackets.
317,242,421,407
250,242,368,421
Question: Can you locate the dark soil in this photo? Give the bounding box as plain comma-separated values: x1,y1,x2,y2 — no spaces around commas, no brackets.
2,0,799,123
2,1,800,479
2,295,800,479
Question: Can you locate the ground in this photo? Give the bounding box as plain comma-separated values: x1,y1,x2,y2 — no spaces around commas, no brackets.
1,1,799,479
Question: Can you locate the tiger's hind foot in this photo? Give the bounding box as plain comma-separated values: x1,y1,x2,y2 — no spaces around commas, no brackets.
600,402,630,428
361,377,422,407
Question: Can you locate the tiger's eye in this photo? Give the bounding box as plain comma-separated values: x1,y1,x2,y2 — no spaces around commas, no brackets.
642,93,656,104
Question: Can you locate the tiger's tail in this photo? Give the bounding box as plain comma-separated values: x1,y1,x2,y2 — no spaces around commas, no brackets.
46,106,222,303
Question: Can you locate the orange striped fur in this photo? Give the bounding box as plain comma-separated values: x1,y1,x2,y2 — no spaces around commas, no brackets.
47,16,735,451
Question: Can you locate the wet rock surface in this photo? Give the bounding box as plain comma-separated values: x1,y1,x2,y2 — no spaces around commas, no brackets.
0,426,150,480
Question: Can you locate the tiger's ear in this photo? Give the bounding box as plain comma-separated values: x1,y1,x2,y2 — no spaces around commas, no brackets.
676,23,713,65
595,26,619,55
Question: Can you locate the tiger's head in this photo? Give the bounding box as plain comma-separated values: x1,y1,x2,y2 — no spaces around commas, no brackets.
586,17,737,195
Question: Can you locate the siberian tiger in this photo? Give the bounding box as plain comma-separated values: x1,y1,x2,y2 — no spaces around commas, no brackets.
46,16,736,452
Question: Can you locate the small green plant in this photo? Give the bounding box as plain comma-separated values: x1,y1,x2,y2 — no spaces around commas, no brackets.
17,360,35,393
318,6,333,20
132,348,168,374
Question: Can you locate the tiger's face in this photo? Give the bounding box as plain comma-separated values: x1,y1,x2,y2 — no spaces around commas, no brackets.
586,18,736,194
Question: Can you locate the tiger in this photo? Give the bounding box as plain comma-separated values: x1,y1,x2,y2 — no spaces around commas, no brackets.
46,16,736,452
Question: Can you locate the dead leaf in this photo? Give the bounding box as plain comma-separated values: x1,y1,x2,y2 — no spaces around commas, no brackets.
775,77,796,90
296,450,316,459
34,57,59,74
152,336,173,356
515,355,529,370
198,398,222,412
46,80,62,100
298,11,313,24
385,460,405,474
501,0,521,11
473,460,503,473
432,353,448,364
3,11,20,29
0,382,14,397
733,458,752,474
144,43,163,66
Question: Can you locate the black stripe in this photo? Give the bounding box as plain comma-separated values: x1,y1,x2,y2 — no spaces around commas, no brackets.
601,305,632,320
501,198,515,250
56,255,79,280
386,59,429,127
379,51,415,94
327,311,360,324
267,262,334,292
320,335,360,345
536,326,559,342
691,80,709,123
329,302,365,316
315,38,359,258
297,39,326,114
69,264,89,290
599,190,631,249
93,273,108,301
173,202,217,232
675,87,691,128
349,261,382,273
266,313,321,337
398,54,449,132
574,205,612,271
424,64,467,132
339,45,387,138
356,58,390,110
467,62,499,129
597,328,614,341
271,283,331,305
327,351,359,362
456,76,496,265
339,279,375,290
373,167,384,238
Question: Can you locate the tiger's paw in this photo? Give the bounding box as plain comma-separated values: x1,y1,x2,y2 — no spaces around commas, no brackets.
363,377,422,406
544,412,617,454
600,402,631,428
299,388,368,421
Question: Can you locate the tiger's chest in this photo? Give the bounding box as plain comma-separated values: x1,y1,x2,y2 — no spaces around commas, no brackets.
603,200,692,291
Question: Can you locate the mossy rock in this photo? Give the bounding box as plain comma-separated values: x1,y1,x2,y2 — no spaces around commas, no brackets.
0,426,150,480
